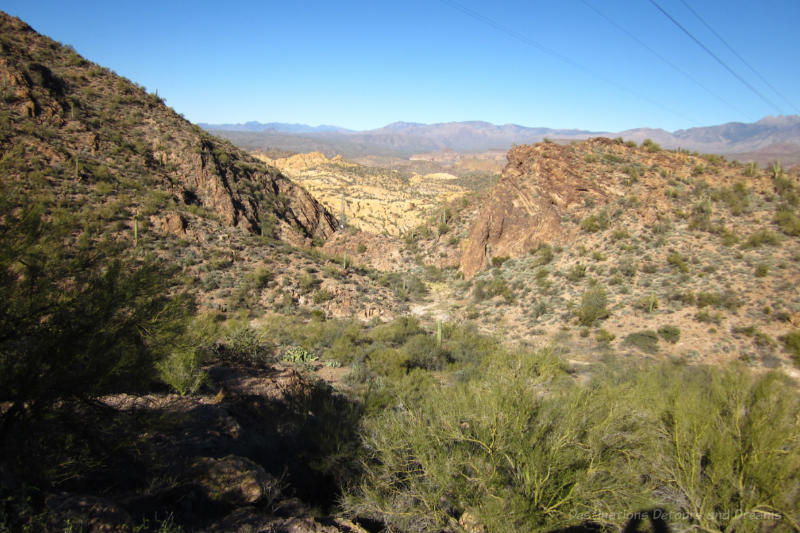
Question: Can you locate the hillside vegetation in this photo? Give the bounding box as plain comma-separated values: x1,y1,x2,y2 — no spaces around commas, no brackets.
2,10,800,533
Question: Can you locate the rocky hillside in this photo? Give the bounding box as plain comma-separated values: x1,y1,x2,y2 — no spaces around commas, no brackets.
0,11,335,248
399,137,800,371
0,12,413,321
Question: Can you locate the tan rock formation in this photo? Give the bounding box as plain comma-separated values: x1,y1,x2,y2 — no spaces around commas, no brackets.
461,141,607,278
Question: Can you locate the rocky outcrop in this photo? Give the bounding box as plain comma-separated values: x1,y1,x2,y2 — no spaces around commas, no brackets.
190,455,278,506
460,141,608,278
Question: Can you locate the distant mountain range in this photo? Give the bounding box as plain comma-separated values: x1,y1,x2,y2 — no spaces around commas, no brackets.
202,116,800,165
197,121,352,134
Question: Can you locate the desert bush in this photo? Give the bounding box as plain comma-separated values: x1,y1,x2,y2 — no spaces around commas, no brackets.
344,349,652,531
775,207,800,236
157,348,207,396
642,138,661,152
688,200,712,231
783,330,800,366
282,345,318,363
369,316,425,345
667,251,689,273
695,309,723,324
375,272,428,300
565,263,587,282
696,290,741,310
642,365,800,533
580,209,610,232
313,289,334,304
713,182,749,215
575,286,609,326
473,277,514,303
532,243,554,265
623,330,659,354
742,230,780,249
220,324,274,364
366,346,410,377
401,333,450,371
491,255,509,267
657,325,680,343
617,256,637,277
0,199,195,427
246,266,273,290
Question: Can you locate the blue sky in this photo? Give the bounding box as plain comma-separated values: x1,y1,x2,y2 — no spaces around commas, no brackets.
3,1,798,131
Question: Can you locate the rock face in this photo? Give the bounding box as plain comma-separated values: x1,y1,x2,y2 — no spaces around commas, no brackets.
461,141,607,278
0,11,336,247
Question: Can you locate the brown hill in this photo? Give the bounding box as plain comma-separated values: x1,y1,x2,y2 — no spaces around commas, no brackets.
0,11,335,248
461,138,782,278
0,11,416,323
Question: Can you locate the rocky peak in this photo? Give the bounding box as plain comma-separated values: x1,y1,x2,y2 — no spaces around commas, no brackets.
460,140,609,278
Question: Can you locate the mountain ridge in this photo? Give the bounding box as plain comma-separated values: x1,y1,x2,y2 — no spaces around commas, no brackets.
204,116,800,164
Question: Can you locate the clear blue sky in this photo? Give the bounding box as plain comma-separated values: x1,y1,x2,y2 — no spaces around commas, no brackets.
3,0,798,131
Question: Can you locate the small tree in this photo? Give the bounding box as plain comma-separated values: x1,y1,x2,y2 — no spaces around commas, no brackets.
0,200,195,431
576,286,609,326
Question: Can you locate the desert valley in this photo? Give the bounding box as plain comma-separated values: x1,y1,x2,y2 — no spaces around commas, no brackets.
2,9,800,533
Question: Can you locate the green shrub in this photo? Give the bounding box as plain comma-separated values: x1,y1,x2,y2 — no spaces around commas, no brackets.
473,277,514,303
369,316,425,345
366,346,410,377
617,256,637,277
157,348,207,396
565,263,587,282
714,182,749,215
220,325,274,364
282,345,318,363
688,200,712,231
596,329,616,343
755,263,769,278
298,272,318,293
580,209,610,232
532,243,554,265
0,200,196,423
313,289,335,304
742,230,780,249
775,207,800,236
667,251,689,273
784,330,800,366
491,255,509,267
657,325,680,344
344,349,651,531
695,309,723,324
643,366,800,533
401,334,450,371
623,330,659,354
576,286,609,326
642,138,661,152
246,266,273,289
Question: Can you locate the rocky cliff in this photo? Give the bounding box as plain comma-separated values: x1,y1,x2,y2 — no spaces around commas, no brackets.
461,140,609,277
460,137,780,278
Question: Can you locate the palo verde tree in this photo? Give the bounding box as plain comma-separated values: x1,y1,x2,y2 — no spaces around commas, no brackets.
0,191,196,433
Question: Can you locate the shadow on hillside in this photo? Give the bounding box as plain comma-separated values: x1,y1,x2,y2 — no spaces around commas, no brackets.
0,364,364,531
